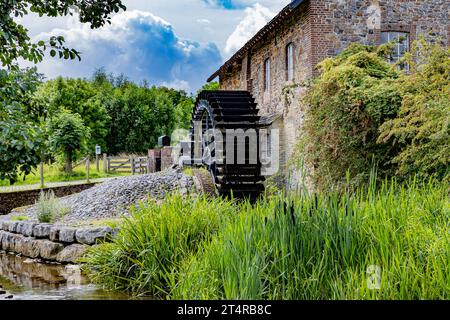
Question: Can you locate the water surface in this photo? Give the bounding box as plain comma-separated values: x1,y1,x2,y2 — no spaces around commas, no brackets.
0,252,134,300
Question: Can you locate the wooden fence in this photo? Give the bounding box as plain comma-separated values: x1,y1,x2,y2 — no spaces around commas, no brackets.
105,155,150,174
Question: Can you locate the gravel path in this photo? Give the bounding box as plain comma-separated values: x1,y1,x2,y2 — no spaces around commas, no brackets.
6,169,195,226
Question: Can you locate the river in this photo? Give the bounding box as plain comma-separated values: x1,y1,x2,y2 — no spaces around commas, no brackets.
0,252,135,300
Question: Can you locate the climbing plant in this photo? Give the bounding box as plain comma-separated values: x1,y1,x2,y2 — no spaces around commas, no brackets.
299,43,402,190
378,39,450,181
299,39,450,190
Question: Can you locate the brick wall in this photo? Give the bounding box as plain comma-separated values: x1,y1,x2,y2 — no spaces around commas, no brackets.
0,183,97,215
310,0,449,75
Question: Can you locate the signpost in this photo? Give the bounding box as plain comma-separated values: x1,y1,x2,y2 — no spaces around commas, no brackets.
95,145,101,172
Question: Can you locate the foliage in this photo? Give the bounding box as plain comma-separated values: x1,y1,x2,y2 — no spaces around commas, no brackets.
84,178,449,300
102,75,194,154
83,194,238,297
299,43,402,190
0,0,125,69
173,178,449,300
0,68,45,184
35,190,69,223
197,81,219,94
47,110,90,174
378,39,450,181
36,77,110,153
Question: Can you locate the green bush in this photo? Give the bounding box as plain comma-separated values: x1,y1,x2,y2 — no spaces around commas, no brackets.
35,191,69,223
83,193,238,297
300,39,449,190
378,39,450,181
299,43,402,190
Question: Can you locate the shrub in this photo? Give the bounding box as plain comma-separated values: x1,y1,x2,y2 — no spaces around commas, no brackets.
299,43,402,190
378,39,450,181
300,39,449,190
35,190,69,223
83,193,238,297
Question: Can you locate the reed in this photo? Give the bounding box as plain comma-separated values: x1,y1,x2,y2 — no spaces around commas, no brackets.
172,178,449,300
83,193,238,298
84,178,449,300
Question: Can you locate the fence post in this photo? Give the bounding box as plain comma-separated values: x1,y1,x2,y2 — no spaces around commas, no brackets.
86,158,90,183
146,156,151,174
40,162,44,189
131,157,135,175
103,153,107,174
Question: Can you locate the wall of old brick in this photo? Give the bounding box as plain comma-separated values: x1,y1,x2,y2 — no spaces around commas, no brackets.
0,183,97,215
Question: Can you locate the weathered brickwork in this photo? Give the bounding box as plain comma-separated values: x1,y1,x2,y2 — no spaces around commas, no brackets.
310,0,449,75
216,0,449,178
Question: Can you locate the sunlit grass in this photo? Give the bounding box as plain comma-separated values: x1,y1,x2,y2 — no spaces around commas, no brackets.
0,161,129,187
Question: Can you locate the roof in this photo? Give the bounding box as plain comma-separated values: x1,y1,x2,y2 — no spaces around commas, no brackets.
207,0,306,82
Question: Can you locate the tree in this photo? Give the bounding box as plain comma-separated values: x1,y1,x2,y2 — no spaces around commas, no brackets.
0,0,126,69
198,82,219,94
48,111,90,174
0,68,45,184
36,77,110,153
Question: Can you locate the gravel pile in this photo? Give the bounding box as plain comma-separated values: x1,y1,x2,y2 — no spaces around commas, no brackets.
12,169,195,226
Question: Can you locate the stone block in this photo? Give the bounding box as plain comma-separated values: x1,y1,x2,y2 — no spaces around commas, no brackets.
75,227,114,245
16,222,36,237
32,224,53,238
56,244,89,263
59,227,77,243
37,240,64,260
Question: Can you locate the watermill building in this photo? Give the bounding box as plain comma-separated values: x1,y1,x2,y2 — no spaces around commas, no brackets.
207,0,449,183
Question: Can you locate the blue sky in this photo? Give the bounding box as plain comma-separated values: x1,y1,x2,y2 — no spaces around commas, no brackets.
18,0,290,93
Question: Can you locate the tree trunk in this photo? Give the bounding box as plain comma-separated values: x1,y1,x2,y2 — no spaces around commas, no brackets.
65,156,72,175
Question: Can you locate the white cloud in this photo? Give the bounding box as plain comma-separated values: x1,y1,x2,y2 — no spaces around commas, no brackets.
28,10,222,92
224,4,275,56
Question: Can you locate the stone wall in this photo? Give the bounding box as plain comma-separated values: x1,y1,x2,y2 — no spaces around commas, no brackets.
0,183,98,215
310,0,449,75
0,220,115,263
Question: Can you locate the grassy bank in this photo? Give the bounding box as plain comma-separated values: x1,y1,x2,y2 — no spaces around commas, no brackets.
0,162,128,187
83,178,449,299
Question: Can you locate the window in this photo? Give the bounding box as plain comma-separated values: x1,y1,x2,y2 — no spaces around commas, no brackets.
264,58,271,91
381,31,410,69
286,43,294,81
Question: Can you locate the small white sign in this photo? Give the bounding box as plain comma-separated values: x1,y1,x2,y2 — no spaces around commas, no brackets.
95,145,102,155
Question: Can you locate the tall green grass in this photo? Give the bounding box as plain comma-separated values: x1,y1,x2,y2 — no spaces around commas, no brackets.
172,178,449,300
84,178,449,300
82,194,238,298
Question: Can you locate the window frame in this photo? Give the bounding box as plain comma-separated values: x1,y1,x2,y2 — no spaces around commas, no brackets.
380,31,410,69
264,57,271,92
286,42,295,82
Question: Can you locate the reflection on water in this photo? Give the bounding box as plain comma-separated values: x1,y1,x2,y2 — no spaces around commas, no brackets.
0,252,134,300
